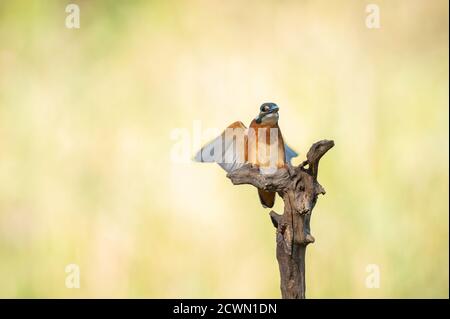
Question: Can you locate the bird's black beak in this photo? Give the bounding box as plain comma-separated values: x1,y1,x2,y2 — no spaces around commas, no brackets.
267,104,279,113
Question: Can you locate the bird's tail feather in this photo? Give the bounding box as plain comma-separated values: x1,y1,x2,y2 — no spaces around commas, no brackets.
258,189,275,208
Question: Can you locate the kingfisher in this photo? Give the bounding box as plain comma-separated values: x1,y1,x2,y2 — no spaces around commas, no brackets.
194,102,298,208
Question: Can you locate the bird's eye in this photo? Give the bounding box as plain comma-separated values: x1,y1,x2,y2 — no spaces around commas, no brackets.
263,106,269,112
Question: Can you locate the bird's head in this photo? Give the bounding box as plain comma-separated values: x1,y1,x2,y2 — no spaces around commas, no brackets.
255,102,279,124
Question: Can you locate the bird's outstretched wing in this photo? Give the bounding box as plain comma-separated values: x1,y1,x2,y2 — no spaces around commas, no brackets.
284,143,298,164
193,121,247,173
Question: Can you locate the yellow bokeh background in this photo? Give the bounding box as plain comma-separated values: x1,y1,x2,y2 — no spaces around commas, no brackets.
0,0,448,298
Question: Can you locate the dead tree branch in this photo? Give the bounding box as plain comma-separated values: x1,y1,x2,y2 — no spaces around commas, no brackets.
227,139,334,299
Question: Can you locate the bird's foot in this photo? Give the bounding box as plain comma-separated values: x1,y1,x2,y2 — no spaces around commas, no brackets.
284,163,296,177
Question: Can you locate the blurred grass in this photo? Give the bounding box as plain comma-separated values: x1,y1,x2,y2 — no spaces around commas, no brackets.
0,0,448,298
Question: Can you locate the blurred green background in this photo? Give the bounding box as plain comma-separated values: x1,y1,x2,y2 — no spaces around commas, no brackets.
0,0,448,298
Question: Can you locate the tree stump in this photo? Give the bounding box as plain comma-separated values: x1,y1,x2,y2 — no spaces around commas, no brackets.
227,140,334,299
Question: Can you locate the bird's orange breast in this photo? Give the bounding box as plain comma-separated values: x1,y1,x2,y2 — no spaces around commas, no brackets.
247,120,285,169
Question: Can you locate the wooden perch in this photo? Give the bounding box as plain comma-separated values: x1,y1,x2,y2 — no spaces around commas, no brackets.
227,139,334,299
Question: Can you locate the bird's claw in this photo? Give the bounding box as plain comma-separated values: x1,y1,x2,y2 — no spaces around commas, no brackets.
285,163,296,177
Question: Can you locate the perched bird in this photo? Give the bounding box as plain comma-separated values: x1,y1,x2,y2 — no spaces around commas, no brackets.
194,102,298,208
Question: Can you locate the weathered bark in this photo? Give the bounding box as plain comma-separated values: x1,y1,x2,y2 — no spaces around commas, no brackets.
227,139,334,299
